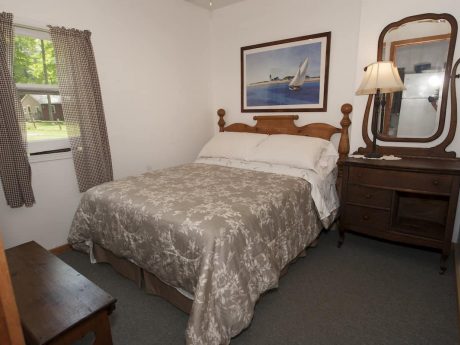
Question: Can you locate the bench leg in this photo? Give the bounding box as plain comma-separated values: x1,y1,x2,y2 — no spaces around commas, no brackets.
93,310,113,345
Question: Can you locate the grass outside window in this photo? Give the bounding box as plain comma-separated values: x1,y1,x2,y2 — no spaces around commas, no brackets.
26,121,68,141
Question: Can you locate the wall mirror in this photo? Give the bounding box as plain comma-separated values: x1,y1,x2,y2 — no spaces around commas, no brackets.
369,13,458,143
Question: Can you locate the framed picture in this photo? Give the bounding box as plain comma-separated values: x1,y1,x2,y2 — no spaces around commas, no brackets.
241,32,331,112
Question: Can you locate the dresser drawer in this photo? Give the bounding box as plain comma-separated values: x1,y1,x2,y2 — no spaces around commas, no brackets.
348,166,452,194
347,184,392,208
342,204,390,232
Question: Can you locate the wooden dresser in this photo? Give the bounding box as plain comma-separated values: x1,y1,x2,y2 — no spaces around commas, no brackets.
339,157,460,272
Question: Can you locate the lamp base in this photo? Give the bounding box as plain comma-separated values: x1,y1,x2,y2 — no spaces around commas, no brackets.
364,151,383,159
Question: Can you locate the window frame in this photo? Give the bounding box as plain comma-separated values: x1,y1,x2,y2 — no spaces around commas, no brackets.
13,25,71,158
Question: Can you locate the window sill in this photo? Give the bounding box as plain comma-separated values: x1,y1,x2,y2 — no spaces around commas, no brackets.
29,150,72,164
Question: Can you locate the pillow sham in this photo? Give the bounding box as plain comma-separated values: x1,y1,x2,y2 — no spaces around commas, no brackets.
198,132,269,161
247,134,339,177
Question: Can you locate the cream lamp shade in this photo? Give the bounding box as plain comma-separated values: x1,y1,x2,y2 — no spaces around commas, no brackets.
356,61,406,95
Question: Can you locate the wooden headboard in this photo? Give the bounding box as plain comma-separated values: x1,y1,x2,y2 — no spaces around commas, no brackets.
217,103,352,163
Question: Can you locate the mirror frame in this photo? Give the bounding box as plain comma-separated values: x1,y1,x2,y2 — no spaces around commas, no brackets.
358,13,459,158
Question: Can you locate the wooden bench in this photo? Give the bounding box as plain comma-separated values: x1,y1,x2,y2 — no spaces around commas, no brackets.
6,241,116,345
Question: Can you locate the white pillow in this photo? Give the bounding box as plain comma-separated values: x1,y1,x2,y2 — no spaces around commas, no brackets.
247,134,338,177
198,132,269,161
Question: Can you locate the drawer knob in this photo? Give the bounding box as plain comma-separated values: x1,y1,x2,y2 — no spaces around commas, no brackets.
365,193,372,199
432,179,440,186
362,215,370,221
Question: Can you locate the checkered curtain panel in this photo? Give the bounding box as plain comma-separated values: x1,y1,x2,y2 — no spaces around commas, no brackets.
49,26,113,192
0,12,35,208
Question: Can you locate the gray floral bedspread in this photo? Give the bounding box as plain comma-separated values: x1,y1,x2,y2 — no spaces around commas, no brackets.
68,163,323,345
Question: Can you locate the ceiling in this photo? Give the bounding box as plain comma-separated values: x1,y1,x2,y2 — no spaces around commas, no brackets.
185,0,246,10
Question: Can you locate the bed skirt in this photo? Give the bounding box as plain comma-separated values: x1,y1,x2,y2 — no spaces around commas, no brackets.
91,237,318,315
92,243,193,313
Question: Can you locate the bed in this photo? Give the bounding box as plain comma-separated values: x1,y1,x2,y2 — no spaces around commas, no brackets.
68,103,352,345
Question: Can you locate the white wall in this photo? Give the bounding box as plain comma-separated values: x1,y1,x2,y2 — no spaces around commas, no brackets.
2,0,460,248
210,0,460,241
0,0,213,249
210,0,362,129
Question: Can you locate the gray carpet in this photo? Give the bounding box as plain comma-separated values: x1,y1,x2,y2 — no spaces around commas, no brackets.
59,232,459,345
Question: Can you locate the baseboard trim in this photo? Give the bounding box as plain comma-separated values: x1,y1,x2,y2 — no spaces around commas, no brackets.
455,243,460,331
49,244,71,255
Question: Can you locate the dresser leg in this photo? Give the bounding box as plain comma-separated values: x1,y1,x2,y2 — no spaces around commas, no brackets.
439,254,448,274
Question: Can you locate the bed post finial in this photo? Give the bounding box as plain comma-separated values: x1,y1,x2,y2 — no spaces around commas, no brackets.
217,109,226,132
338,103,352,161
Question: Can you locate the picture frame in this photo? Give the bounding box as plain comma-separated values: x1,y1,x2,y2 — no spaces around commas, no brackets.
241,32,331,113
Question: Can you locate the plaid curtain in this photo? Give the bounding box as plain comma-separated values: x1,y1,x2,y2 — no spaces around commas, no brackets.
49,26,113,192
0,12,35,208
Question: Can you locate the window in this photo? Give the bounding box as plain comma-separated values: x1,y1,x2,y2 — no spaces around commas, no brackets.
13,26,70,155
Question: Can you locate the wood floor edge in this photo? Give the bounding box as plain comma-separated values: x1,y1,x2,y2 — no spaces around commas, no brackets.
49,244,72,255
455,242,460,331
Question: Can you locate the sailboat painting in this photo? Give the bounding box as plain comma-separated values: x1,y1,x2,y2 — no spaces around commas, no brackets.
241,32,330,112
289,57,309,90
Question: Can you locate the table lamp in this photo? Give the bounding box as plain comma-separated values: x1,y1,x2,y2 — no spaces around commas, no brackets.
356,61,405,158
